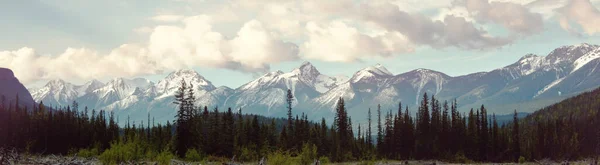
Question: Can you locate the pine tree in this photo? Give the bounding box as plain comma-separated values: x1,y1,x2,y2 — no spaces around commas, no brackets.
416,93,431,159
286,89,294,150
512,110,521,162
492,113,499,159
403,106,415,160
367,108,373,149
479,105,489,161
334,98,350,157
173,78,189,158
376,104,383,156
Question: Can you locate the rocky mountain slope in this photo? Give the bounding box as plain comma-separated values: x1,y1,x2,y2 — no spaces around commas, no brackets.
27,43,600,123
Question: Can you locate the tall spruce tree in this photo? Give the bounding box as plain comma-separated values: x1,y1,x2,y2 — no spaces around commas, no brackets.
512,110,521,162
173,79,189,158
367,108,373,149
376,104,383,156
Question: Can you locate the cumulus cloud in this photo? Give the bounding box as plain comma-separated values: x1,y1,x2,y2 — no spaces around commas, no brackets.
0,46,159,84
361,3,513,49
457,0,544,35
302,21,413,62
557,0,600,35
0,15,299,84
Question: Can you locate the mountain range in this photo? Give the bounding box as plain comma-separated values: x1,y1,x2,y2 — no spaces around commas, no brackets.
27,43,600,124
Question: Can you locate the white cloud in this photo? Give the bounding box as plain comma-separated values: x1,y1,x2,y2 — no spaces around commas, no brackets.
302,21,413,62
0,46,159,84
557,0,600,35
457,0,544,35
1,15,299,84
149,14,185,22
361,3,513,49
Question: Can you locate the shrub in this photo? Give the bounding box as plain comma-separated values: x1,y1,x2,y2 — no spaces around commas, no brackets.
318,156,331,164
185,149,203,162
519,156,526,164
267,151,297,165
156,150,175,165
206,155,229,163
357,159,377,165
238,147,259,162
299,143,317,165
98,141,143,164
77,148,99,158
145,150,158,160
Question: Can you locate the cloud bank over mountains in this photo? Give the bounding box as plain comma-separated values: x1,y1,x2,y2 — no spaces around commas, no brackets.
1,0,599,85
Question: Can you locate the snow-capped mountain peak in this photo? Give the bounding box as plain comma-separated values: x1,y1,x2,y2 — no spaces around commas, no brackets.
351,64,393,83
155,69,216,98
547,43,599,64
286,61,321,84
76,79,105,97
31,79,79,106
239,70,285,91
572,47,600,73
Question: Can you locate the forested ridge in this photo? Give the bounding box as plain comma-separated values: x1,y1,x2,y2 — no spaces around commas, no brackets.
1,79,599,164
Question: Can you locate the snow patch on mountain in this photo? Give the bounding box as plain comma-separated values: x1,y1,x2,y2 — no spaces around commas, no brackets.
572,48,600,73
534,77,566,98
351,64,393,83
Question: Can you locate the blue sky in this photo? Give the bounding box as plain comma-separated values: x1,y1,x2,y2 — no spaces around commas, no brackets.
1,0,600,89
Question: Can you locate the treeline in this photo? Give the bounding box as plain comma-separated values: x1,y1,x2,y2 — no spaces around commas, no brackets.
371,93,517,162
517,88,600,160
0,97,119,155
1,80,600,163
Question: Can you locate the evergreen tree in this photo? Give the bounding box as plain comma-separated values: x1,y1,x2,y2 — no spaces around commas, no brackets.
416,93,431,159
286,89,294,150
512,110,521,162
376,104,383,156
367,108,373,150
173,79,189,158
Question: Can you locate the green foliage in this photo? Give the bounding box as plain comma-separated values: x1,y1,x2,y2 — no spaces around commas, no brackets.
77,148,99,158
318,156,331,164
238,147,259,162
6,84,600,164
156,150,175,165
206,155,229,163
267,151,298,165
357,159,377,165
299,143,318,165
185,148,204,162
518,156,526,164
99,141,142,164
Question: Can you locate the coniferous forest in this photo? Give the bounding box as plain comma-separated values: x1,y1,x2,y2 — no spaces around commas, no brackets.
1,79,600,164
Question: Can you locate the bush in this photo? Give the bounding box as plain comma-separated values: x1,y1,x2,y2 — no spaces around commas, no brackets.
267,151,298,165
156,150,175,165
318,156,331,164
357,160,377,165
206,155,229,163
98,141,145,164
519,156,526,164
145,150,158,160
238,147,259,162
185,149,203,162
299,143,317,165
77,148,99,158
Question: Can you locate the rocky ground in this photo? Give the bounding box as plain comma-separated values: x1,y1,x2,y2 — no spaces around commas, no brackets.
0,149,596,165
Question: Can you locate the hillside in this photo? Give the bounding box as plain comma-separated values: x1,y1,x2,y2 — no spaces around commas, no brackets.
516,86,600,160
